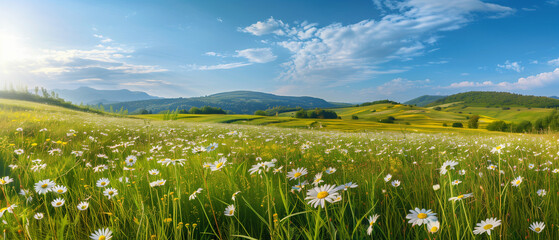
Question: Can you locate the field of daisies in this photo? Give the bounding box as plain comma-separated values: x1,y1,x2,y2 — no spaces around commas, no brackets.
0,102,557,239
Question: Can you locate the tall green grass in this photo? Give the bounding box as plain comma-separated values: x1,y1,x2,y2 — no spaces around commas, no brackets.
0,99,557,239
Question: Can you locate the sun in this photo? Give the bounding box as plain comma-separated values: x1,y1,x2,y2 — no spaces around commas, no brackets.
0,32,29,64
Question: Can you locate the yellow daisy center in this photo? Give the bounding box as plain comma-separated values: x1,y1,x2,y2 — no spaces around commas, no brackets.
430,226,438,232
129,159,133,162
81,206,87,209
417,213,428,219
515,180,520,185
483,224,493,230
457,195,464,199
316,191,329,199
99,236,106,240
56,202,62,206
41,184,48,188
109,191,114,195
229,210,234,215
496,146,501,150
57,189,63,193
535,227,541,232
0,180,5,184
294,172,302,178
159,182,164,185
216,162,224,168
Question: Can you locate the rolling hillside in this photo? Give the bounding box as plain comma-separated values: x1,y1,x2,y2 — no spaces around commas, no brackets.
109,90,349,114
427,91,559,108
404,95,446,106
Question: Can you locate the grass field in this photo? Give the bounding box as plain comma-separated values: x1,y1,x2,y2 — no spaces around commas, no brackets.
0,98,558,239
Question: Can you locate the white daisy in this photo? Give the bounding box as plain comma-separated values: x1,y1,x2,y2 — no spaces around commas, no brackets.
405,208,438,226
391,180,401,187
125,155,137,166
51,198,65,207
473,218,501,235
0,176,14,185
490,145,505,154
77,202,89,211
448,193,473,202
149,179,166,187
439,160,458,175
224,204,235,217
511,176,522,187
34,179,55,194
232,191,241,201
90,228,113,240
52,185,68,194
287,167,308,180
210,157,227,171
34,212,44,220
335,182,358,191
206,143,218,152
305,184,341,208
103,188,118,200
325,167,336,174
537,189,547,197
189,188,203,200
529,221,545,233
384,174,392,182
366,214,380,235
427,221,440,233
312,172,323,186
432,184,440,191
96,178,110,188
148,169,160,176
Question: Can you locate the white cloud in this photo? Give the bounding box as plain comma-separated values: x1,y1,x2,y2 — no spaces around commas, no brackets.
242,0,513,86
446,68,559,90
76,78,103,82
240,17,287,36
217,17,223,23
548,57,559,66
121,79,171,86
185,62,253,71
497,60,523,72
1,32,168,90
235,48,276,63
448,81,494,88
362,78,431,96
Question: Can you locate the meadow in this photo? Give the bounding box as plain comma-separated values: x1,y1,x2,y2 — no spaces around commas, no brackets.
0,98,557,239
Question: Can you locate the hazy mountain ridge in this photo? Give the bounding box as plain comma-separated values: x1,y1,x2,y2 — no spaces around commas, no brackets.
108,90,348,114
54,87,161,105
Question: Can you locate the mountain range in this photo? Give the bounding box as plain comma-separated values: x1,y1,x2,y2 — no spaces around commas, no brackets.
52,87,559,115
53,87,161,105
108,90,348,114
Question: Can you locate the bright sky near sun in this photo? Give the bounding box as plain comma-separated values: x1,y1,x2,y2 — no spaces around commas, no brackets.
1,0,558,102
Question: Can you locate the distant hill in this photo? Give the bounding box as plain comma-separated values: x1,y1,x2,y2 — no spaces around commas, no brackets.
427,91,559,108
405,95,446,106
109,90,347,114
550,96,559,100
54,87,161,105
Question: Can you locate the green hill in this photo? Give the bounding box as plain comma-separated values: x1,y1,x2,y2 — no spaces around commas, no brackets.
109,90,350,114
54,86,161,105
427,91,559,108
404,95,446,106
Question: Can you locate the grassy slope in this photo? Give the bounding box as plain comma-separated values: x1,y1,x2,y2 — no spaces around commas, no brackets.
441,104,553,122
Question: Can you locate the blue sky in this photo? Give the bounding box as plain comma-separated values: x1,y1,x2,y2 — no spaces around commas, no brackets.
1,0,558,102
